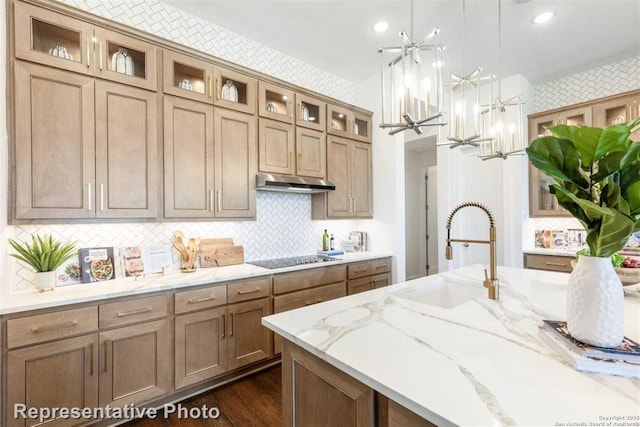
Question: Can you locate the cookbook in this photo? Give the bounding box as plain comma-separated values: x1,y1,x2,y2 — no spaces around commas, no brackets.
79,247,115,283
120,245,173,277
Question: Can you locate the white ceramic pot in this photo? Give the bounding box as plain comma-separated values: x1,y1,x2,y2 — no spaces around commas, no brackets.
567,255,624,348
33,271,56,292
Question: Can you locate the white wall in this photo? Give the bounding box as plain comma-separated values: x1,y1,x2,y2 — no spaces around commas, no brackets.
354,71,405,282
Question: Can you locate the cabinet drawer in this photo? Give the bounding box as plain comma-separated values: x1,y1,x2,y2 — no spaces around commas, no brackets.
273,265,346,295
525,254,573,273
100,295,169,328
371,273,391,289
228,277,270,304
347,277,373,295
7,306,98,349
175,285,227,314
348,258,391,280
274,282,346,313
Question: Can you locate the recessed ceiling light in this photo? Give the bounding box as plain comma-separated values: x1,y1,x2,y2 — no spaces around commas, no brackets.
373,22,389,33
534,12,553,24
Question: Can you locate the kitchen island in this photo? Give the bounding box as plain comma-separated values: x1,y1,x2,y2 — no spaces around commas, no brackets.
262,265,640,426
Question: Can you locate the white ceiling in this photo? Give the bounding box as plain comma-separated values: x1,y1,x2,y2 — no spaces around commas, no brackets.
165,0,640,85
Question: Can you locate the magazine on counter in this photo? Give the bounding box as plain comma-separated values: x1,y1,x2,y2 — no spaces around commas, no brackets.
120,245,173,277
542,320,640,362
538,327,640,378
79,247,115,283
56,256,82,286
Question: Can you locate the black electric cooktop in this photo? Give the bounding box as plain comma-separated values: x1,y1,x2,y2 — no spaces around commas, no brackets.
247,255,338,269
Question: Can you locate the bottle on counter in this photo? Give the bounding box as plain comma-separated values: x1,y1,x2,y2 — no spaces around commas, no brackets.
330,234,335,251
322,229,329,251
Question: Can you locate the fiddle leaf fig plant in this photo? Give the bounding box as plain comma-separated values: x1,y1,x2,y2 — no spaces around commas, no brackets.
527,118,640,257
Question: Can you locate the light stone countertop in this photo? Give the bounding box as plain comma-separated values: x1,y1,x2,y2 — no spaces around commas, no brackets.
262,265,640,427
523,248,578,257
0,252,392,316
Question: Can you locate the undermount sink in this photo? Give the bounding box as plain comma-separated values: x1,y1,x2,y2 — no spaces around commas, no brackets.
392,278,485,309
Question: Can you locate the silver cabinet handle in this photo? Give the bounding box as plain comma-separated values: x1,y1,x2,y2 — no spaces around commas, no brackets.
100,184,104,211
216,190,221,212
188,296,216,304
31,320,78,333
237,288,260,295
89,342,94,375
230,313,234,336
221,314,226,339
99,42,103,70
87,183,92,211
209,190,214,212
117,306,152,317
86,38,91,68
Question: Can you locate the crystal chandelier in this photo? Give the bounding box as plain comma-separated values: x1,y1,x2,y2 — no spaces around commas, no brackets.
378,1,446,135
477,0,526,160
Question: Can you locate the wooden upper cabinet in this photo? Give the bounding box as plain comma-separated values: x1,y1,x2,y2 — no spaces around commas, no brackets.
93,27,158,91
95,81,158,218
327,104,353,138
325,136,351,217
259,81,294,123
259,118,295,175
213,66,257,114
163,49,214,104
175,307,227,390
296,127,326,179
99,319,171,408
352,112,372,143
351,141,372,217
164,96,215,218
6,334,99,427
594,93,640,140
560,105,592,127
214,108,257,218
296,93,326,131
227,299,272,370
14,61,95,219
14,1,95,75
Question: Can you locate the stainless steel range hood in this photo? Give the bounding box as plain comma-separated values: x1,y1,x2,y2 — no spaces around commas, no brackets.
256,173,335,194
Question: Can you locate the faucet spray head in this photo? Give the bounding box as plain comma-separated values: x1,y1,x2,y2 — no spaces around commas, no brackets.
445,245,452,260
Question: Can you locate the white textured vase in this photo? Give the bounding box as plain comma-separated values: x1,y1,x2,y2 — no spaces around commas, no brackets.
33,271,56,292
567,256,624,348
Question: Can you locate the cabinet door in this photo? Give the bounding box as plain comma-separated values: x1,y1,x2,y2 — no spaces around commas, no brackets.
559,105,592,127
350,141,372,218
326,136,352,217
258,118,295,175
528,113,569,217
352,112,372,143
95,81,158,218
213,66,257,114
347,277,373,295
163,96,215,218
282,341,373,427
214,108,257,218
94,27,158,91
327,104,353,138
594,94,640,140
7,334,99,427
227,298,272,370
258,81,294,123
296,128,326,179
14,2,95,75
296,93,326,132
99,319,171,407
175,307,227,390
14,61,95,219
163,49,214,104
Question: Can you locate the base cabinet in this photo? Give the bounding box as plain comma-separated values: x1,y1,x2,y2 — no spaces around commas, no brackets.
99,319,172,408
227,298,272,370
175,307,227,390
6,335,99,427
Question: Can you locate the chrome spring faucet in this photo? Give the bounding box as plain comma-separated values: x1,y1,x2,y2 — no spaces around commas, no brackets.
445,202,499,300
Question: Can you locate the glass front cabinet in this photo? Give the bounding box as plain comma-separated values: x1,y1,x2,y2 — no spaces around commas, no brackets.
163,49,214,104
528,106,592,217
213,66,257,115
258,81,294,124
295,93,326,132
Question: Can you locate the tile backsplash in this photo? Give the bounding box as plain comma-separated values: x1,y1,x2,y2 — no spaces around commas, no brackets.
9,192,366,291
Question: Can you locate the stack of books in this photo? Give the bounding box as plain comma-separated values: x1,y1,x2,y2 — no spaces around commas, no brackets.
539,320,640,378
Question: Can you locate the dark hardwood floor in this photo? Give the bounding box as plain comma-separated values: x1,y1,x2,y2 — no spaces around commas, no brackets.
125,365,282,427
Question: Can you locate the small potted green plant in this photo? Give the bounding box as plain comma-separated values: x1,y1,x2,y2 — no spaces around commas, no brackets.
8,234,77,292
527,118,640,347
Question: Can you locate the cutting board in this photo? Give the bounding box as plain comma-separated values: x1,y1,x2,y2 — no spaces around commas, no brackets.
199,238,234,253
199,242,244,268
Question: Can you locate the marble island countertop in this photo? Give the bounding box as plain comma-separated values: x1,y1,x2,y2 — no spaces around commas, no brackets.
0,252,391,315
262,265,640,426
